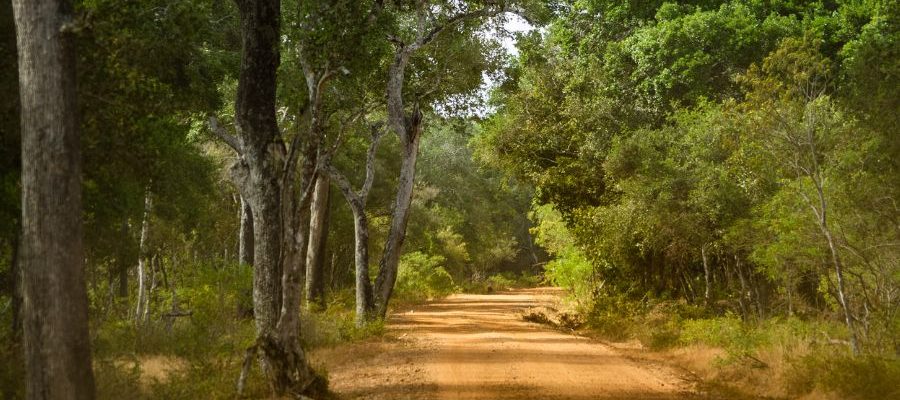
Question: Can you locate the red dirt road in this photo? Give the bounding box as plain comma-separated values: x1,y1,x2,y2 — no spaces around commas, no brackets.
314,288,696,399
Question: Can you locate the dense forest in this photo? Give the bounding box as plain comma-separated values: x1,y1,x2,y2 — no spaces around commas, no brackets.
0,0,897,399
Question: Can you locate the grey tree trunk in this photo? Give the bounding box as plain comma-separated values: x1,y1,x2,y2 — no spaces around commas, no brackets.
135,188,152,323
231,0,320,394
734,255,750,319
374,135,420,318
371,42,422,320
325,128,383,326
238,196,253,266
13,0,97,397
812,182,859,354
350,204,375,325
305,174,330,308
701,244,711,304
806,124,859,354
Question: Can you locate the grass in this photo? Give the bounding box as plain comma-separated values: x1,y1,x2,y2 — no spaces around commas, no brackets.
565,291,900,400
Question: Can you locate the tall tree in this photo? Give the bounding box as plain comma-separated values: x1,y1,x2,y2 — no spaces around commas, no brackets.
225,0,321,394
305,174,330,307
12,0,96,398
372,0,530,318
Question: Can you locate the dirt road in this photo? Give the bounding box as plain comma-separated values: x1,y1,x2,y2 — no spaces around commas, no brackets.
314,288,696,399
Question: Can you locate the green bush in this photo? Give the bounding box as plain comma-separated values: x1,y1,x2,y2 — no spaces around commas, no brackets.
92,261,256,359
301,299,385,348
584,291,644,341
395,251,457,300
487,273,515,291
786,352,900,400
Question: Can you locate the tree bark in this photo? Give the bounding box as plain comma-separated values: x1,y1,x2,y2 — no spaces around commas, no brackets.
13,0,97,397
374,134,420,318
817,204,859,354
324,127,383,326
350,203,375,325
370,42,422,320
805,131,860,354
701,244,711,305
238,196,254,266
135,188,152,324
305,174,330,308
735,255,750,319
231,0,320,394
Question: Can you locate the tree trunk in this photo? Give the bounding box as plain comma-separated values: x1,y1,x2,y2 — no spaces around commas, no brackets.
135,188,152,323
325,126,383,326
735,255,750,319
821,222,859,354
350,204,376,325
239,196,254,266
231,0,320,395
808,161,860,354
701,244,711,305
374,131,421,318
305,174,330,308
13,0,97,397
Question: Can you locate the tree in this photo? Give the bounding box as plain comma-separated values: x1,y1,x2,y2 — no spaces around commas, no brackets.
224,0,321,394
12,0,96,398
740,37,861,353
305,175,330,307
324,124,386,324
372,0,533,319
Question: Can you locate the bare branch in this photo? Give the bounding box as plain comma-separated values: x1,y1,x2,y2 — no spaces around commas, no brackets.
361,124,387,199
208,116,242,155
323,161,360,206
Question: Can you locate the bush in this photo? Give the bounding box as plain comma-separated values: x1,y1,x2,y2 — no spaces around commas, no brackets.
786,352,900,400
487,273,515,291
301,299,385,348
395,252,457,300
582,291,646,341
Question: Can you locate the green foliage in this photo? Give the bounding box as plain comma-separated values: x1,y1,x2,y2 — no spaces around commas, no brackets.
92,261,256,359
485,0,900,352
395,252,458,300
680,315,768,360
301,294,386,348
786,352,900,400
406,117,538,284
530,204,595,300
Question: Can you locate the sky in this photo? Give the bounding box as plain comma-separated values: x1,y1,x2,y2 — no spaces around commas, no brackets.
499,14,535,57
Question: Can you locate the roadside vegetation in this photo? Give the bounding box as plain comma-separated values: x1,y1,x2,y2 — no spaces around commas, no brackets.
1,0,897,399
480,2,900,399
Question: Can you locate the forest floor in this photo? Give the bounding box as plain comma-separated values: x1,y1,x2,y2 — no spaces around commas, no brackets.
312,287,704,399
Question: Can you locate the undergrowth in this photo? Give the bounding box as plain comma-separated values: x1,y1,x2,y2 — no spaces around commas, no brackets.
573,290,900,400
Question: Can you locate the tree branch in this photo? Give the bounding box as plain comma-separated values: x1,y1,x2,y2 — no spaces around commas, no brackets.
208,116,242,155
323,161,360,206
361,124,386,199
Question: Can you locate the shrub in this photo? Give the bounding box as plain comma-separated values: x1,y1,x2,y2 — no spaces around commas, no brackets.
395,252,457,300
301,301,385,348
786,352,900,399
487,273,515,291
